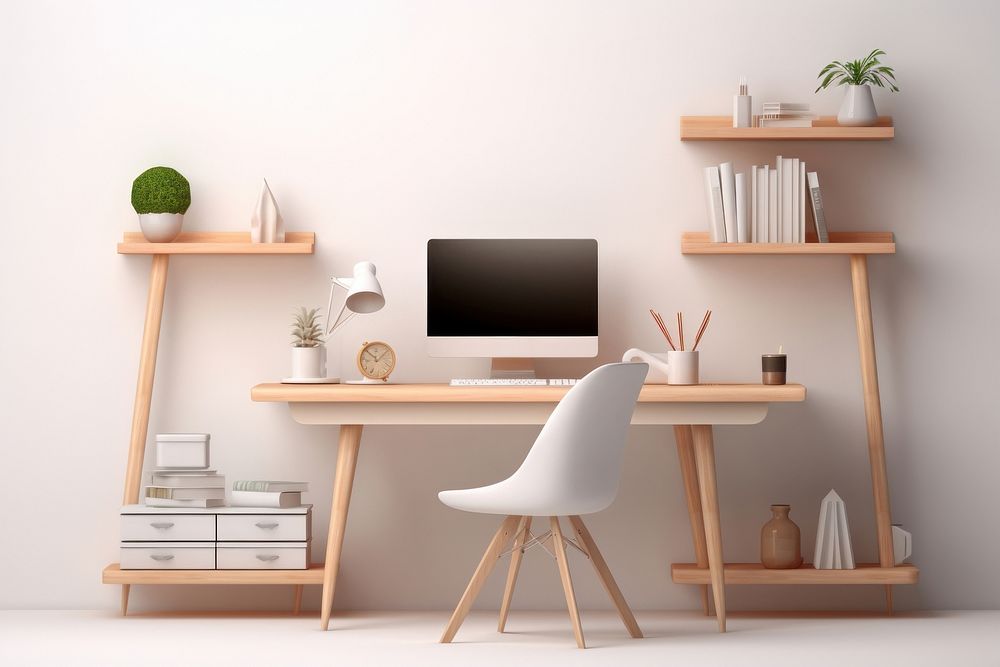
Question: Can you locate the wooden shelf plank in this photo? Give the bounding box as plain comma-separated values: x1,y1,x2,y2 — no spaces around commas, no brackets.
680,116,894,141
681,232,895,255
671,562,918,585
251,382,806,404
102,563,325,585
118,232,315,255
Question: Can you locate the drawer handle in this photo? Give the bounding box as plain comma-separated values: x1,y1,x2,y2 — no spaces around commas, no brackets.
149,522,175,529
255,554,280,562
150,554,175,562
254,521,280,529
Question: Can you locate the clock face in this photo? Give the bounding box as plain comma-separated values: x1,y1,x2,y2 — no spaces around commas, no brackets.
358,341,395,380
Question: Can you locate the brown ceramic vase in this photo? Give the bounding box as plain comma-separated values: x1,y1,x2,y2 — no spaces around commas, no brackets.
760,504,803,569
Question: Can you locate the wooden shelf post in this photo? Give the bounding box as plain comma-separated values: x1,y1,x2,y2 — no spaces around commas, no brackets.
120,253,169,614
850,254,896,612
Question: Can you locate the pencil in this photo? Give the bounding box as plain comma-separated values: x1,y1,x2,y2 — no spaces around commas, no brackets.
693,310,712,351
650,309,677,350
677,312,685,351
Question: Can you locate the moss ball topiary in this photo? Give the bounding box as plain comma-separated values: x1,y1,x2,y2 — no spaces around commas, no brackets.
131,166,191,214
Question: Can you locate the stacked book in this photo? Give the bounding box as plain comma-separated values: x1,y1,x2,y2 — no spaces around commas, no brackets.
145,468,226,508
231,480,309,508
757,102,816,128
703,157,829,244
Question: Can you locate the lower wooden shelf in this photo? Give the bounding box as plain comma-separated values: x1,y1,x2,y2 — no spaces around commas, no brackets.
102,563,325,585
671,562,918,585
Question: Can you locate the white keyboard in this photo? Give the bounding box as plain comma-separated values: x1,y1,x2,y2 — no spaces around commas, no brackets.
450,378,578,387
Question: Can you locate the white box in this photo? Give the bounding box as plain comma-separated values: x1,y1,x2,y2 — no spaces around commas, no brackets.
121,513,216,541
216,542,310,570
120,542,216,569
155,433,210,468
217,511,311,542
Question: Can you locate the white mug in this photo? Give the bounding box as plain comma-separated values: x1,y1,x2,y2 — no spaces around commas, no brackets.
621,348,699,385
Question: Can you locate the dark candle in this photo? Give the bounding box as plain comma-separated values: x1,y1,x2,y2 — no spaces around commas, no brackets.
762,354,787,385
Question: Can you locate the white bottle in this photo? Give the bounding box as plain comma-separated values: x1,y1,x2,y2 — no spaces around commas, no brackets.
733,76,752,128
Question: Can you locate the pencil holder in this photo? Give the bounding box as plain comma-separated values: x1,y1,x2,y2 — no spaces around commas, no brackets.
762,354,787,385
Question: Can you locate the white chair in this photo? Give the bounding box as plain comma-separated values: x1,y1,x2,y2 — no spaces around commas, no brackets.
438,362,648,649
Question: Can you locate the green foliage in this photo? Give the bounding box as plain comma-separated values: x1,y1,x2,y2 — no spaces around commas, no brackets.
131,166,191,214
291,307,324,347
815,49,899,93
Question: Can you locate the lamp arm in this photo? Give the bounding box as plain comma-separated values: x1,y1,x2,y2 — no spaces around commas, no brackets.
325,278,357,336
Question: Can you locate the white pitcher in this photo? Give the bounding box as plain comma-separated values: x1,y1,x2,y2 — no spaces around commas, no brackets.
622,348,699,385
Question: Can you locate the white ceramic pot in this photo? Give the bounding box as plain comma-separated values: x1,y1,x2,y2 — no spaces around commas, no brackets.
837,84,878,127
621,348,699,385
138,213,184,242
291,345,326,379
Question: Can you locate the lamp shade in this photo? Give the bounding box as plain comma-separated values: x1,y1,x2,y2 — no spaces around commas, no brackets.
344,261,385,314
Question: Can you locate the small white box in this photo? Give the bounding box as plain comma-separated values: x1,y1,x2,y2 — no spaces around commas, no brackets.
155,433,210,468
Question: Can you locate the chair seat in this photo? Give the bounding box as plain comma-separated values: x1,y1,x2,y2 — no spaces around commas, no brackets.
438,482,610,517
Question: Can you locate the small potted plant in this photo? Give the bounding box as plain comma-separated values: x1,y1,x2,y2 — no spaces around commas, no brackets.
131,166,191,242
815,49,899,127
290,307,326,379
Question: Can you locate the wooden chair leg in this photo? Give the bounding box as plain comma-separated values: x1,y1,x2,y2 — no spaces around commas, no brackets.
121,584,130,616
568,515,642,639
440,515,521,644
550,517,585,649
293,585,304,615
498,516,532,632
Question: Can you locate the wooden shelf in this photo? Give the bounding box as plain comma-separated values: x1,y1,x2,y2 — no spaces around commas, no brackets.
681,231,895,255
671,563,918,585
680,116,894,141
117,231,315,255
102,563,325,585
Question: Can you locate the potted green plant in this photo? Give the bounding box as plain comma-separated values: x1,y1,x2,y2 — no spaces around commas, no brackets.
290,307,326,379
131,166,191,242
815,49,899,127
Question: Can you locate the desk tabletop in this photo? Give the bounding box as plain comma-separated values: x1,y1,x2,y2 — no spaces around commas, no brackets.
251,382,806,404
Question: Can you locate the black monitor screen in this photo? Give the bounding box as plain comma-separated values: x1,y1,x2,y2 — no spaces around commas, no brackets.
427,239,598,336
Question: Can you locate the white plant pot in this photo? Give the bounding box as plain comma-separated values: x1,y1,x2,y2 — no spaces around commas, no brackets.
291,346,326,379
837,85,878,127
138,213,184,242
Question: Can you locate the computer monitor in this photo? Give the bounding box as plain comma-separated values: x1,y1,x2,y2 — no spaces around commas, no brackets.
426,239,598,358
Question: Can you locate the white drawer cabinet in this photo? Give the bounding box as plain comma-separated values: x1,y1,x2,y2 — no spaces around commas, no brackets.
216,543,310,570
121,514,216,541
217,513,310,542
119,505,312,570
120,543,216,570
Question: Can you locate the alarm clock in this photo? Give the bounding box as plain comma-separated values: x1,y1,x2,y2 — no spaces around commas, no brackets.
353,340,395,383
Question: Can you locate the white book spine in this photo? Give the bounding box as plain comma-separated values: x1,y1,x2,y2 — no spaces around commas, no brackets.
791,158,800,243
719,162,738,243
807,171,829,242
781,157,794,244
703,166,727,242
775,156,783,242
768,166,778,243
800,161,807,243
735,172,749,243
758,165,768,243
750,165,758,243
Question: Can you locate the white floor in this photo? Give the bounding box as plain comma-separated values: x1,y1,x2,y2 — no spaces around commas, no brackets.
2,609,998,666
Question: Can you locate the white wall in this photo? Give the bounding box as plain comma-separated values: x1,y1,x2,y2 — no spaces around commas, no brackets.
2,0,998,612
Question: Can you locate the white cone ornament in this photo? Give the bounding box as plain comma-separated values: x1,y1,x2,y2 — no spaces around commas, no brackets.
250,178,285,243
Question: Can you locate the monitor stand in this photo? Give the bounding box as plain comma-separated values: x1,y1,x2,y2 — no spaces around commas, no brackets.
491,358,537,380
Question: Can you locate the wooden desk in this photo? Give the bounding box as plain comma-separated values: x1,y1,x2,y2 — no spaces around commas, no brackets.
250,382,806,632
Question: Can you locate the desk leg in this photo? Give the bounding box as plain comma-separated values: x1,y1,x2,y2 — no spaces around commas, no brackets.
692,425,726,633
674,425,710,615
320,424,363,631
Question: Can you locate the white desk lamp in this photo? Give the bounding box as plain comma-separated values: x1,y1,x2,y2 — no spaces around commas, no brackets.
324,261,385,381
326,261,385,334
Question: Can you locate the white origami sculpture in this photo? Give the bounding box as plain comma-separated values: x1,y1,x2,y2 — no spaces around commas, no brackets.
814,489,855,569
250,178,285,243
